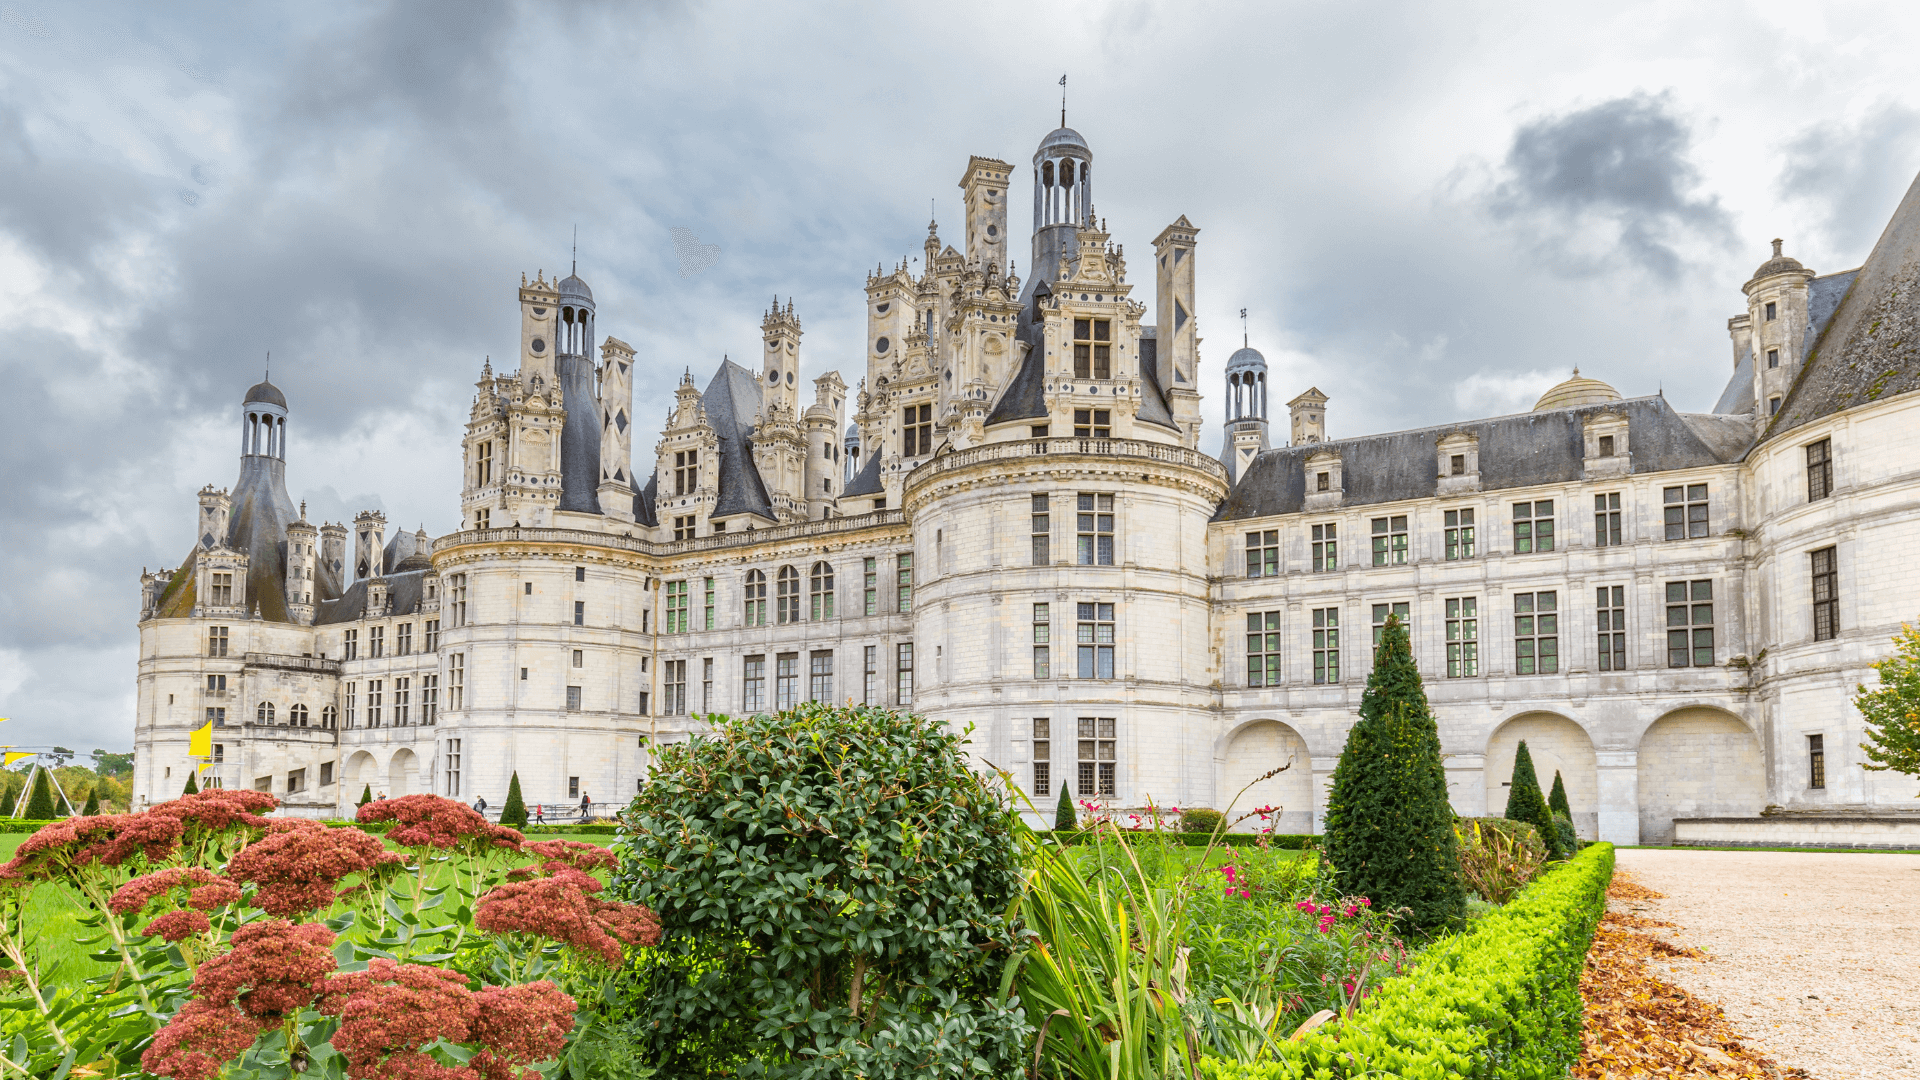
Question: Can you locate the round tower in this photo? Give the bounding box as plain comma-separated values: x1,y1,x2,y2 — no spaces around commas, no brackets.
1742,238,1816,421
1223,343,1270,483
286,506,317,624
843,421,862,489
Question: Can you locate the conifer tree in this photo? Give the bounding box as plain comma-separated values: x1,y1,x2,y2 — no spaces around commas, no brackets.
0,779,17,817
23,770,58,820
501,772,529,828
1548,769,1571,820
81,787,101,816
1322,615,1466,933
183,770,199,795
1054,783,1076,832
1503,741,1560,857
357,784,373,808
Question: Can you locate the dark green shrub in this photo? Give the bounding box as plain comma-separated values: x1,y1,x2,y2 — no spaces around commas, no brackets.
357,784,372,808
501,771,528,827
1503,742,1562,859
1322,614,1466,934
1552,813,1579,857
182,771,199,795
611,703,1030,1078
81,787,100,816
1054,783,1076,831
22,771,58,820
1548,769,1571,820
1180,807,1225,834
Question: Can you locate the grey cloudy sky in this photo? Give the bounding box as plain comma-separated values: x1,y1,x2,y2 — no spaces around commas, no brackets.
3,1,1917,753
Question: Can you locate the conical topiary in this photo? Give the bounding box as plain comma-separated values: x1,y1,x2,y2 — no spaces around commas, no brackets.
1054,783,1075,832
1504,741,1561,858
183,770,200,795
1322,614,1467,934
81,787,101,816
22,770,58,820
357,784,373,808
1548,770,1571,820
501,772,528,828
0,779,18,817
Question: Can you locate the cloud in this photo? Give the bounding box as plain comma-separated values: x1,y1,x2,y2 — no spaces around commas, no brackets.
1778,103,1920,260
1452,370,1562,419
1477,93,1734,280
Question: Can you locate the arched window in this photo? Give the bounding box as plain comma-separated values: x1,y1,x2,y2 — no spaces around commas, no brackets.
776,566,800,624
810,561,834,620
290,703,309,728
257,701,275,724
744,569,767,626
322,705,337,729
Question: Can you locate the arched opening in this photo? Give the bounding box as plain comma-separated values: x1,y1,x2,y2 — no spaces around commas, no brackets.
322,705,337,729
257,701,275,725
1637,707,1764,845
1219,720,1315,835
1485,712,1597,839
276,416,286,459
345,751,377,791
388,748,418,798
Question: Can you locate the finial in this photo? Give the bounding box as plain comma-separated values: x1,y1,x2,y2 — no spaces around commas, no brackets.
1772,238,1784,257
1572,365,1581,377
1059,73,1067,128
572,225,577,276
299,500,306,520
1240,308,1248,348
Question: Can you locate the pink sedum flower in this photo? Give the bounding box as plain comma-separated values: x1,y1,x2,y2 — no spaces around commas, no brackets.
143,1000,262,1080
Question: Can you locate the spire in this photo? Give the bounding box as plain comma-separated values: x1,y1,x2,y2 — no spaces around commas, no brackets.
264,351,270,381
572,225,578,276
1240,308,1248,348
1059,73,1067,128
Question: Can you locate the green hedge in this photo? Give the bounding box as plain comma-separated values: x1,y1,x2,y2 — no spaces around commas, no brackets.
523,822,621,835
1045,830,1318,850
1201,842,1614,1080
0,820,59,834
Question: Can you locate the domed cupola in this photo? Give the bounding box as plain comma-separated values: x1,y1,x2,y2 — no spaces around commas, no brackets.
1224,344,1267,423
555,270,595,357
244,379,287,409
1533,368,1623,411
1744,237,1812,292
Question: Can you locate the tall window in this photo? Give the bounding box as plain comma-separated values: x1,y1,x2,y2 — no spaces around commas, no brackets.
1594,494,1623,547
397,623,413,656
743,655,766,712
809,562,834,620
895,643,914,705
1072,409,1110,437
703,577,716,630
1666,580,1715,667
1512,501,1554,553
1808,734,1826,789
809,651,833,702
1077,603,1116,679
424,619,440,652
257,702,275,724
673,516,696,541
1513,592,1558,674
566,685,581,712
1313,608,1340,684
1444,509,1476,560
1245,530,1279,578
476,439,492,484
450,575,468,627
421,675,437,725
1078,718,1116,797
862,559,878,615
448,654,464,711
394,677,410,725
664,660,686,715
665,580,689,633
1811,547,1839,641
344,683,355,728
1444,598,1478,678
903,403,933,456
1073,318,1112,379
1246,612,1281,686
573,601,584,627
702,658,713,713
744,570,767,626
1311,523,1337,571
344,628,357,661
673,449,699,496
1031,495,1051,566
1077,494,1115,565
1370,516,1408,566
211,572,233,606
1033,603,1051,679
207,674,227,692
863,646,878,705
775,653,799,710
371,625,388,658
1596,587,1627,671
1663,484,1709,540
207,707,227,728
1765,301,1777,321
896,554,913,612
321,705,336,729
209,626,229,657
1806,439,1833,501
1032,718,1052,797
1371,603,1409,667
368,680,383,727
445,738,461,797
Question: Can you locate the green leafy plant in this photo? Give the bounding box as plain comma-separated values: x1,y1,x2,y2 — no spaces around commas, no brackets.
1503,742,1562,859
1181,807,1226,834
610,703,1030,1079
501,771,529,828
1857,623,1920,778
1452,817,1547,904
1322,614,1466,934
1547,770,1571,820
1054,783,1076,831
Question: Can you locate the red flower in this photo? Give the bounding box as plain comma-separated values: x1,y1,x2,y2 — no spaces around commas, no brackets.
151,790,278,834
1,813,185,880
524,840,616,872
192,920,337,1026
144,909,212,941
357,795,524,852
226,821,395,917
470,981,576,1080
111,868,222,914
474,878,658,966
318,959,481,1080
143,1000,262,1080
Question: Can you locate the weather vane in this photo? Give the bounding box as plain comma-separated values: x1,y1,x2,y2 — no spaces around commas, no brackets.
1059,74,1067,127
1240,308,1248,348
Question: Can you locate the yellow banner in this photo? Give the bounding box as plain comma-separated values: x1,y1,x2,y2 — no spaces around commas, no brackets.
188,722,213,758
2,752,33,766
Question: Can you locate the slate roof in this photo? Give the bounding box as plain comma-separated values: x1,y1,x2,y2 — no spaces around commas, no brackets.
1765,170,1920,439
314,569,432,626
842,448,885,497
1135,333,1179,431
983,343,1048,427
1214,395,1750,522
556,352,604,515
226,456,298,621
702,359,776,520
633,472,659,527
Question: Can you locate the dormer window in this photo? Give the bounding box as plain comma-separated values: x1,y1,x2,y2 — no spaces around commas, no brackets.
1598,435,1615,457
1316,472,1330,492
1449,454,1465,476
1073,319,1111,379
673,450,699,496
1767,349,1779,369
1073,410,1110,438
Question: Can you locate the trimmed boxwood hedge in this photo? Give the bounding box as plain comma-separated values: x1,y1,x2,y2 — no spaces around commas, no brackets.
0,820,60,834
1202,842,1614,1079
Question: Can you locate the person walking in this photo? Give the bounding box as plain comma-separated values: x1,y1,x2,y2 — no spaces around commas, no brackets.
472,795,488,816
534,803,545,825
579,791,592,820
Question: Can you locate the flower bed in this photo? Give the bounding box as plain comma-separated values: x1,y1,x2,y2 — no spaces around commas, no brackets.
1202,842,1615,1079
1046,830,1318,849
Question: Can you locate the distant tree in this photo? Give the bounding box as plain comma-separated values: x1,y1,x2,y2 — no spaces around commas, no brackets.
81,787,100,816
183,771,200,796
1504,742,1562,859
1322,614,1466,934
358,784,373,808
46,747,74,769
1054,783,1076,832
22,771,58,820
501,772,529,828
91,750,136,776
1858,624,1920,780
0,780,17,817
1548,770,1572,820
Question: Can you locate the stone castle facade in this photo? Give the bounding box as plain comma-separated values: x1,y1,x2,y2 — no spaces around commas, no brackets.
133,124,1920,844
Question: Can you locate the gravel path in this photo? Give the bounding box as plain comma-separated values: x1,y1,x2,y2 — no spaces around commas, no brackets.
1614,849,1920,1079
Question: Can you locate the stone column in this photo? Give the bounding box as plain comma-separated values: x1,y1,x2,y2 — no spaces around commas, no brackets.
1596,749,1640,845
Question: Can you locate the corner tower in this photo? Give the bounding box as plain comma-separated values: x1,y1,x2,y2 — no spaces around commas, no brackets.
961,155,1012,276
1743,239,1816,424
